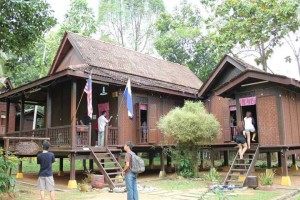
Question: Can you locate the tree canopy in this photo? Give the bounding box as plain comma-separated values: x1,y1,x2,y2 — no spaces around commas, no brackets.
98,0,165,52
0,0,56,55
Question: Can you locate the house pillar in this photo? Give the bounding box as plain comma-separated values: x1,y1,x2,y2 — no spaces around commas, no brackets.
71,80,77,149
159,148,166,178
16,161,23,179
166,153,172,172
20,94,25,131
68,153,77,188
222,151,230,172
291,154,298,171
58,158,64,176
149,152,154,169
276,151,282,175
266,152,273,175
281,149,291,186
5,99,10,134
46,88,52,137
89,159,94,170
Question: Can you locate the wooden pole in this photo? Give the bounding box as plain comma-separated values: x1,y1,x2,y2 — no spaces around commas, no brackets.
20,94,25,132
281,150,288,176
224,151,229,166
46,88,52,137
71,80,77,149
278,152,282,167
70,153,76,180
5,99,10,134
267,152,271,169
59,158,63,172
71,87,85,123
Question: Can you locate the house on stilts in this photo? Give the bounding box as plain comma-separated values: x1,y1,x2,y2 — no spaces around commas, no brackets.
0,32,202,189
199,55,300,186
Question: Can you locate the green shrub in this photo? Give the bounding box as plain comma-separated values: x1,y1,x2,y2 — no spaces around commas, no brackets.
258,171,275,186
159,101,220,177
177,158,193,178
0,148,19,193
204,168,220,182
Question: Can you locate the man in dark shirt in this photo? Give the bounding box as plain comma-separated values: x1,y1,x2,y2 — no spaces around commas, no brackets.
122,141,138,200
37,141,55,200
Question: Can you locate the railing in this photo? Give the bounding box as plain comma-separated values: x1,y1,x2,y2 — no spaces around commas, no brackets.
106,126,119,146
5,125,91,148
48,125,71,146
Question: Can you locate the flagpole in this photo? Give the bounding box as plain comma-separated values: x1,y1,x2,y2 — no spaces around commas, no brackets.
71,88,85,123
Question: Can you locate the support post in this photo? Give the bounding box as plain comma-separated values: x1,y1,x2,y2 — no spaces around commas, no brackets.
20,95,25,132
291,154,298,171
46,88,52,137
222,151,230,172
266,152,273,175
276,151,282,175
16,161,23,179
68,153,77,188
5,99,10,134
159,148,166,178
149,152,154,169
281,149,291,186
83,159,87,171
58,158,64,176
71,80,77,149
88,123,92,146
89,159,94,170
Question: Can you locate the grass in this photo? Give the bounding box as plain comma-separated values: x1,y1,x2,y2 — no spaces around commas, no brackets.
143,178,206,190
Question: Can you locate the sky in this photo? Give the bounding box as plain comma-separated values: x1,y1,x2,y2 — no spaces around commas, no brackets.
46,0,300,80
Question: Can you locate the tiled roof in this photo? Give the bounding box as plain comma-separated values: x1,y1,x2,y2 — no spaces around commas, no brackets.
67,32,202,95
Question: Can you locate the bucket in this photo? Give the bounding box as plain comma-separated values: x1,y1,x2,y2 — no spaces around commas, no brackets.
91,174,104,189
246,176,258,189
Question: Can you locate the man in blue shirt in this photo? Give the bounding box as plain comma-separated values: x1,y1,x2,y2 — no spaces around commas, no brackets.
37,141,55,200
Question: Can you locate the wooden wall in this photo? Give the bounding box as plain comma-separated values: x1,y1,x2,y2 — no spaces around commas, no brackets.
56,48,84,72
206,94,231,143
51,81,71,126
281,89,300,145
256,96,280,145
0,102,16,135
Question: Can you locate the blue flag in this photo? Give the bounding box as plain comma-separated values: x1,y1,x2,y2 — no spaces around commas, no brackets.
124,79,133,118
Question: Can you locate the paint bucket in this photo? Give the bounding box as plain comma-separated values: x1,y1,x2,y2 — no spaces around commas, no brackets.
246,176,258,189
91,174,104,189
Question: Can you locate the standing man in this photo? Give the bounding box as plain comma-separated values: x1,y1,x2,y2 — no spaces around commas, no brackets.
37,141,55,200
97,111,113,146
122,141,139,200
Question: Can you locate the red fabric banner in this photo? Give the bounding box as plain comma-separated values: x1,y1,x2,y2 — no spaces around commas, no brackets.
239,97,256,106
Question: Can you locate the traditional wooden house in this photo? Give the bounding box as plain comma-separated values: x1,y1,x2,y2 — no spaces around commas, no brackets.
0,78,16,137
199,55,300,186
0,32,202,188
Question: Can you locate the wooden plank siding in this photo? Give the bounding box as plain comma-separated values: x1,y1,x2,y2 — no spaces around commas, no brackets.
256,96,280,145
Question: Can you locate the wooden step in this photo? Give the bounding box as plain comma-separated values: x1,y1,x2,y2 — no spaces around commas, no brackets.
233,163,250,166
104,167,121,171
231,169,248,172
107,172,122,176
100,161,118,165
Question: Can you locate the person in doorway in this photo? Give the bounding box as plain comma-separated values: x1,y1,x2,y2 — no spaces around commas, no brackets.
142,121,147,143
235,122,248,160
243,111,256,148
122,141,139,200
37,140,55,200
97,111,113,146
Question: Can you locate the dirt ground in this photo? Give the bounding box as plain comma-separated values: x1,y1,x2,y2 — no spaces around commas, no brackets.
10,169,300,200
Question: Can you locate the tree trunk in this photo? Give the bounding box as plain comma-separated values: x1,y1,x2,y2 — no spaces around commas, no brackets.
260,42,268,72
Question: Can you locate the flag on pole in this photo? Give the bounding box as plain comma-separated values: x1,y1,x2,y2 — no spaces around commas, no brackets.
124,79,133,118
84,76,93,119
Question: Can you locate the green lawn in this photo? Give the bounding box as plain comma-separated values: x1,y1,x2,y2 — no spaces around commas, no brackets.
143,178,206,190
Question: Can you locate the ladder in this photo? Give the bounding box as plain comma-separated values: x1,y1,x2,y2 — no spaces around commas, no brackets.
223,145,259,187
90,147,125,189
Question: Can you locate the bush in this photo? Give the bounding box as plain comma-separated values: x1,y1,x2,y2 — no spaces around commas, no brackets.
258,171,275,186
0,148,19,193
204,168,219,182
159,101,220,177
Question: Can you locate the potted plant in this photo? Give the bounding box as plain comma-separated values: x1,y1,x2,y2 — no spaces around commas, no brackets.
258,171,275,191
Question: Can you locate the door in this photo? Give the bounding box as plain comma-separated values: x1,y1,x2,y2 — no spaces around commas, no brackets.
148,104,158,144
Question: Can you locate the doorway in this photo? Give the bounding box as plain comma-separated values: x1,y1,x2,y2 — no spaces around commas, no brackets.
241,105,258,142
135,103,148,143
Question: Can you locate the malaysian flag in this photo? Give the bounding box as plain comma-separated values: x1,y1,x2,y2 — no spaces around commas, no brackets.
84,76,93,118
124,79,133,118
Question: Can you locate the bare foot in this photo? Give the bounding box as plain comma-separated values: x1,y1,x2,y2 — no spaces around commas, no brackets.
252,139,255,142
240,156,243,160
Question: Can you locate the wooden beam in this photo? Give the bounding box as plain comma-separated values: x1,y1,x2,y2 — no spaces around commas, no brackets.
281,150,288,176
71,80,77,149
278,152,282,167
70,153,76,180
224,151,229,166
5,99,10,134
266,152,271,169
46,88,52,129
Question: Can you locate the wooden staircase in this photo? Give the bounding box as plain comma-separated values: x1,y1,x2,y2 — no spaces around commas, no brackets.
90,147,125,189
223,145,259,187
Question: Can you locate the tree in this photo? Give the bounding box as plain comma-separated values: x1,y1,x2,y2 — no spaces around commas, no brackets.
155,2,230,81
98,0,165,52
159,101,220,177
0,0,56,55
284,31,300,77
213,0,300,71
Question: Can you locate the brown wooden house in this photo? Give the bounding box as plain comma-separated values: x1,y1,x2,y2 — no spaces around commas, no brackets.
0,32,202,188
199,55,300,186
0,77,16,137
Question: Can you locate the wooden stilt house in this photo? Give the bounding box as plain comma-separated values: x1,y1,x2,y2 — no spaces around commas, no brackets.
0,32,202,188
199,55,300,186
